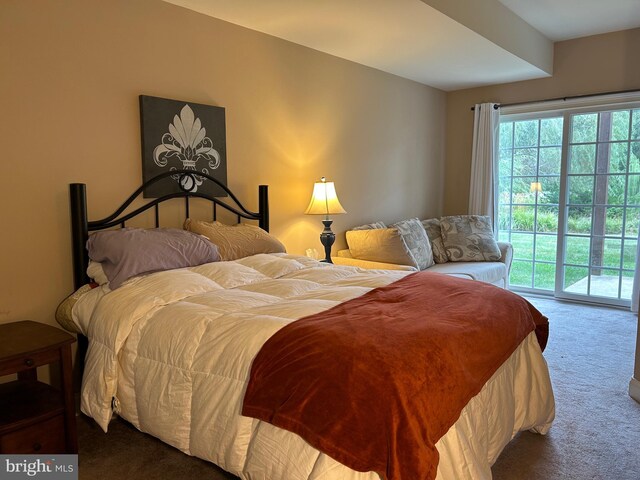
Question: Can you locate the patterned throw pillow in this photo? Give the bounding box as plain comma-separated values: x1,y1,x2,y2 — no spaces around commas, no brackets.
391,218,435,270
420,218,448,264
351,221,387,230
439,215,501,262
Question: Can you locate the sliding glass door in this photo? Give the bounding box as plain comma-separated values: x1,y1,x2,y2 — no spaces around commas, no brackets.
557,108,640,305
498,116,562,291
498,104,640,307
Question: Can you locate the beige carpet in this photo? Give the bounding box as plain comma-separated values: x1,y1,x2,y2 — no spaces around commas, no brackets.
77,296,640,479
492,296,640,480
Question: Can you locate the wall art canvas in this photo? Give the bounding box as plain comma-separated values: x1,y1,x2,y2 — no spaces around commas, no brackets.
140,95,227,197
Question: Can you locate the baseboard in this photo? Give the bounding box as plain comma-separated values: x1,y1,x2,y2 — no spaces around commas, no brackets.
629,377,640,403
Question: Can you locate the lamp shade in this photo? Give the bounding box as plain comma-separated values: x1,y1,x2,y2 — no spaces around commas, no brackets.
304,178,346,216
530,182,542,193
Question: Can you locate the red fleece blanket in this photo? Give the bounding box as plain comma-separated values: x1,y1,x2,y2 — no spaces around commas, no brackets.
242,272,548,480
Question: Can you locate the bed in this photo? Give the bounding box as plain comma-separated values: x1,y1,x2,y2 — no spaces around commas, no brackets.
60,170,555,480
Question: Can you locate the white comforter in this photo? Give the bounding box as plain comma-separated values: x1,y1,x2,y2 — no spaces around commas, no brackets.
73,253,555,480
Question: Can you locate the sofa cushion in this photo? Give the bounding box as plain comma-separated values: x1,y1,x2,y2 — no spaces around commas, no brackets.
440,215,501,262
332,253,418,271
428,261,506,285
391,218,434,270
421,218,448,264
346,228,417,268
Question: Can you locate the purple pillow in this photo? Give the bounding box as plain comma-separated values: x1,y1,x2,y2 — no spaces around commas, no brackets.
87,228,219,289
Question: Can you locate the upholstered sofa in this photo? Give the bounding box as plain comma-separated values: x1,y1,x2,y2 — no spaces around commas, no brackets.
332,216,513,289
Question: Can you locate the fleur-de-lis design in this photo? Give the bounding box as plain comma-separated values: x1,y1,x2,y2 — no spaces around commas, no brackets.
153,104,221,191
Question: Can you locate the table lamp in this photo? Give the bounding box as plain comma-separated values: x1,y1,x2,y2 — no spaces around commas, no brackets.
304,177,346,263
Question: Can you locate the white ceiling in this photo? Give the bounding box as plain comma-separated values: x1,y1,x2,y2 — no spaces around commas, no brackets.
499,0,640,41
163,0,640,91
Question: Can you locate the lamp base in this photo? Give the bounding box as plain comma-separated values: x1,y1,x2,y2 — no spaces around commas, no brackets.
319,219,335,263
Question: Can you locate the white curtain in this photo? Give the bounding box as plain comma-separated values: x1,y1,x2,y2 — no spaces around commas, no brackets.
469,103,500,234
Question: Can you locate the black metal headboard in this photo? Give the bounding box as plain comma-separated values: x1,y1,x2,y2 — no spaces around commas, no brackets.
70,169,269,290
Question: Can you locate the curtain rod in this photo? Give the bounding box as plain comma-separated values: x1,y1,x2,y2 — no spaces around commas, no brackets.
469,88,640,111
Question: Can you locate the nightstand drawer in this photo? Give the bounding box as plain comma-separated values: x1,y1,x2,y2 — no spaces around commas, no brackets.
0,415,66,454
0,349,60,377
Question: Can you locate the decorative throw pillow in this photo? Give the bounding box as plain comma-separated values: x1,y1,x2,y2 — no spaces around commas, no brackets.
421,218,448,264
185,219,286,261
87,228,220,289
439,215,501,262
391,218,434,270
351,221,387,231
346,228,418,268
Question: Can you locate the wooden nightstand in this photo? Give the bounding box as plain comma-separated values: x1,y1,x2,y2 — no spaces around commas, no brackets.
0,321,78,454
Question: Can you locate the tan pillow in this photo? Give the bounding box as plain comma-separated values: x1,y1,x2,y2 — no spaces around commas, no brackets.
346,228,417,268
184,219,286,261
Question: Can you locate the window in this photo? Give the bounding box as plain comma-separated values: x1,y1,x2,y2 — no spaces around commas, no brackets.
498,98,640,306
498,116,563,290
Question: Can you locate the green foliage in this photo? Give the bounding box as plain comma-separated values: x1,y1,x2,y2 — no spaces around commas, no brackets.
508,207,558,232
612,111,630,141
571,114,597,143
514,120,538,147
567,175,593,205
501,110,640,211
631,110,640,201
567,214,596,234
499,109,640,292
540,117,563,146
504,207,625,235
633,109,640,147
568,144,595,174
539,147,561,175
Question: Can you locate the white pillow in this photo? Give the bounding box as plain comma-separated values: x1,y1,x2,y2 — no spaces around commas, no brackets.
87,260,109,285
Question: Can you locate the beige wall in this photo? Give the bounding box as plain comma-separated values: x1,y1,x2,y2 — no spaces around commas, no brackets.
444,27,640,215
0,0,445,331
